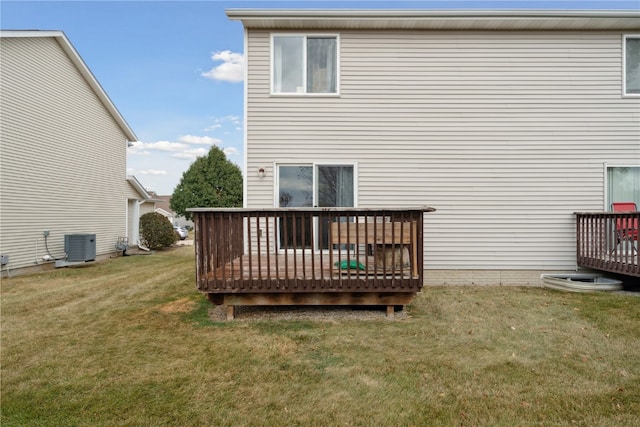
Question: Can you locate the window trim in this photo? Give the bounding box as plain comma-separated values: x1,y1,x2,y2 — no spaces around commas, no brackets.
270,33,340,96
622,34,640,97
275,162,357,253
274,162,358,208
604,163,640,210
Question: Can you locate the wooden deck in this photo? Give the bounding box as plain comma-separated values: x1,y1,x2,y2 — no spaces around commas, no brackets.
575,211,639,277
190,207,435,316
208,253,417,285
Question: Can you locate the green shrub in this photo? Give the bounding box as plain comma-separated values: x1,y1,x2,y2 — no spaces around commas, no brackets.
139,212,177,250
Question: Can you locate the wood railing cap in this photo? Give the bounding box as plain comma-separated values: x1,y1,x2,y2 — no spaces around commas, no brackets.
188,206,436,213
575,211,639,215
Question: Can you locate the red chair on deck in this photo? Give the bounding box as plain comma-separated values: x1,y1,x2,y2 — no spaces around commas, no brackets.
611,202,638,253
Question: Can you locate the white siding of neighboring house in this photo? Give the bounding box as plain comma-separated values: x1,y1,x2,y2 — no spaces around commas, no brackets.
0,36,133,269
139,202,156,217
244,30,640,282
125,186,155,247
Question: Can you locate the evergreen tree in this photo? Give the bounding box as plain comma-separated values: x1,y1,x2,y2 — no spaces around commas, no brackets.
170,146,242,220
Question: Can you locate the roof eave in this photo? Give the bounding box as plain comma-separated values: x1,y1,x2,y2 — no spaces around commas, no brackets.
226,9,640,31
127,176,154,201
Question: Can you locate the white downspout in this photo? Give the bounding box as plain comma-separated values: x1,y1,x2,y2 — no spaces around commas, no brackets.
134,200,151,251
132,200,141,244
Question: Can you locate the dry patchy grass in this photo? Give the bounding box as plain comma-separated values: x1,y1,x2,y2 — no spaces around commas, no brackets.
1,246,639,426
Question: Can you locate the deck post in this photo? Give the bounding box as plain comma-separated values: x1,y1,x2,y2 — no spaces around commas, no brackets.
226,305,235,321
386,305,394,318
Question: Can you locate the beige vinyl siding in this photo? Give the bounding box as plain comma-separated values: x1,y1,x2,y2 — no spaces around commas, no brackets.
0,37,131,269
245,30,640,271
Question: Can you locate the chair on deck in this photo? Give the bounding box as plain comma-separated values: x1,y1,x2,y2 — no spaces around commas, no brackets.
611,202,638,253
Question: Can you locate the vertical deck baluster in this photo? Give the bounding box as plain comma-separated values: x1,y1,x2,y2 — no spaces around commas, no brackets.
354,215,360,288
215,213,222,289
246,213,253,284
210,213,216,289
273,212,279,286
587,215,596,265
219,214,227,285
345,215,351,281
200,213,209,290
283,211,290,282
592,214,599,269
382,218,388,280
372,212,378,289
363,214,370,286
417,210,424,284
256,213,262,283
310,211,316,282
238,214,244,285
401,213,406,280
292,213,298,285
575,214,582,264
229,213,235,283
603,214,609,271
392,213,398,282
301,211,306,283
318,211,325,282
336,219,341,282
264,214,271,288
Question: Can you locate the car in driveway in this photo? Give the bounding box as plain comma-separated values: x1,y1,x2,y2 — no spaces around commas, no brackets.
174,226,188,240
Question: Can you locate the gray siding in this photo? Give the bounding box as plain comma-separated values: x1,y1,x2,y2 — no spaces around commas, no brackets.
245,30,640,271
0,36,132,269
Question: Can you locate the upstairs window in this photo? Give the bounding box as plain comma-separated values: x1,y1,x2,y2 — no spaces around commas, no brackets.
624,35,639,96
272,35,338,94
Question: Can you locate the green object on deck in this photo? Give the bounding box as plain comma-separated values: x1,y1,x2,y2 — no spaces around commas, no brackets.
335,260,366,270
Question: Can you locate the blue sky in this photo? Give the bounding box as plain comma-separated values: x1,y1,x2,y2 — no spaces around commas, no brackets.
2,0,638,194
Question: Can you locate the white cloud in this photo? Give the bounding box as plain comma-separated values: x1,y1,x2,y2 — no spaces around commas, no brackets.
178,135,221,146
129,149,151,156
139,169,168,176
144,140,187,152
223,147,239,156
126,140,151,155
224,115,241,125
205,115,243,132
172,147,209,161
202,50,244,83
128,140,186,153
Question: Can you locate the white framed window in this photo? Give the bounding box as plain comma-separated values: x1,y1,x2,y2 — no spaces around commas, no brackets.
606,165,640,210
276,163,356,251
272,35,339,95
623,34,640,96
276,163,356,209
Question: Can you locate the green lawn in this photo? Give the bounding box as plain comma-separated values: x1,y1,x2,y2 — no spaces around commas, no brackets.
1,246,639,426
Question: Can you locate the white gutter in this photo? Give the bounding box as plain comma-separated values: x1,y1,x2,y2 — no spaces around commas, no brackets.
226,9,640,31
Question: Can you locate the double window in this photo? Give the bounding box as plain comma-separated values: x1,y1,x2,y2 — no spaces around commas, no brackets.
624,35,640,96
272,35,338,95
277,164,355,250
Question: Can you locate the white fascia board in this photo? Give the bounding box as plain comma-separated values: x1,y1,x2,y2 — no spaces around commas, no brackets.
127,176,154,201
226,9,640,31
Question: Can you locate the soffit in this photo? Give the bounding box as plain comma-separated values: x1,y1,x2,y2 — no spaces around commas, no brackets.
226,9,640,31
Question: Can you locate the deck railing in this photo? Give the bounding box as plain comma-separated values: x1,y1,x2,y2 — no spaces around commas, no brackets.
190,207,435,298
575,211,639,277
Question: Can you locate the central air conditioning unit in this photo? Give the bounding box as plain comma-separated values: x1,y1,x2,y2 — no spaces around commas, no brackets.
64,234,96,262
